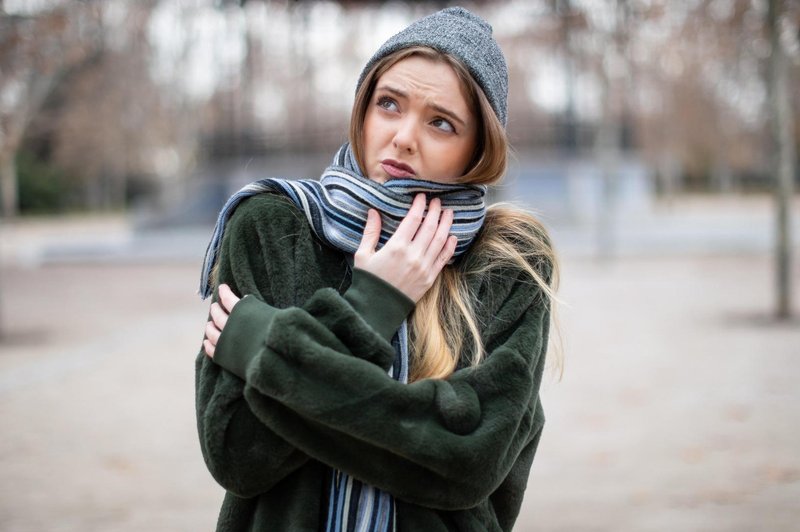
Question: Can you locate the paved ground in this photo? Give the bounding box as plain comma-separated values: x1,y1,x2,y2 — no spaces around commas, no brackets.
522,254,800,532
0,196,798,531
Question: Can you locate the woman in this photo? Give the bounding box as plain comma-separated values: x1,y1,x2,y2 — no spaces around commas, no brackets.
197,7,559,532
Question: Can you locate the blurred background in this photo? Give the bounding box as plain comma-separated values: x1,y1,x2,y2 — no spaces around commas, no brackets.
0,0,798,530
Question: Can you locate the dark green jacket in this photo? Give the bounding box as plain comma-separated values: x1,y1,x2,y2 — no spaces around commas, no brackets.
195,193,551,531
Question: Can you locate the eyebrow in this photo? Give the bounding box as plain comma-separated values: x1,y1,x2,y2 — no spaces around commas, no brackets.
376,84,468,129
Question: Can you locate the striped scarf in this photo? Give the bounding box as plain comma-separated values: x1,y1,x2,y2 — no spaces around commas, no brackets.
198,143,486,532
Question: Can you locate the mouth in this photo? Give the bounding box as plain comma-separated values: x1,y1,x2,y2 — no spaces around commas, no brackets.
380,159,416,179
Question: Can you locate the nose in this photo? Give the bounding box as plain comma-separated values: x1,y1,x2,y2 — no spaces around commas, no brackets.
392,117,418,154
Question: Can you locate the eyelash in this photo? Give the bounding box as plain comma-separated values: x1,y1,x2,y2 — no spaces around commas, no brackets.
377,96,398,112
432,118,456,134
375,95,457,134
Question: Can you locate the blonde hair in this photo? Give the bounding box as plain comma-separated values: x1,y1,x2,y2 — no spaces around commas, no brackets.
351,47,562,382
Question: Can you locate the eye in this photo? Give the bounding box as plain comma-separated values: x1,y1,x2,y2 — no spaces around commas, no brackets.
377,96,398,112
431,117,456,133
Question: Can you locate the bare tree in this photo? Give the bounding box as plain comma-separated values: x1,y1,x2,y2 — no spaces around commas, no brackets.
767,0,796,319
43,1,164,211
0,4,104,218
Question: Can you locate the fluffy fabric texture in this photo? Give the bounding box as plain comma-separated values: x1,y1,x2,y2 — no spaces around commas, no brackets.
199,143,486,300
199,142,486,532
195,193,552,531
357,6,509,126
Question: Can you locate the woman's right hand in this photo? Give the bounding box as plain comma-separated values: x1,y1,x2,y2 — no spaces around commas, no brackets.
354,193,457,303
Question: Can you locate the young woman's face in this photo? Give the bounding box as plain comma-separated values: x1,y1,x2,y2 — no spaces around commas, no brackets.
362,55,478,184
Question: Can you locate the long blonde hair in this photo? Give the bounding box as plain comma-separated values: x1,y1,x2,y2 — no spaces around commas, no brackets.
351,47,561,381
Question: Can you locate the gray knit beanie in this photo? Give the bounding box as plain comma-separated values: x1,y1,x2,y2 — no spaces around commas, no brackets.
357,6,509,127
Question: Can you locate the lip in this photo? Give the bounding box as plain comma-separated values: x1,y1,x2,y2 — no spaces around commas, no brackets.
381,159,416,179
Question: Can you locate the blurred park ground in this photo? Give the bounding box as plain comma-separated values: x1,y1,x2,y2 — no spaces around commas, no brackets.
1,0,799,531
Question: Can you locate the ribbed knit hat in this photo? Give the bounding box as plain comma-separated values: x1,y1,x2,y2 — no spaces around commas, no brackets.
357,6,509,127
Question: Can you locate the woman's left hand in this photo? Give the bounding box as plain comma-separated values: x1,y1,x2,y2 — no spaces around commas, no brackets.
203,283,241,358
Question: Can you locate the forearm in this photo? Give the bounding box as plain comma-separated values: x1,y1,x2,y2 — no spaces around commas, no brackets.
245,383,543,510
213,268,413,376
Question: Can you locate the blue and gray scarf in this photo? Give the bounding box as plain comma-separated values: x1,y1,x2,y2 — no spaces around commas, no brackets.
199,143,486,532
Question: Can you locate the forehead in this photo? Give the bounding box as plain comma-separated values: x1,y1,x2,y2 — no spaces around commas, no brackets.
377,55,472,115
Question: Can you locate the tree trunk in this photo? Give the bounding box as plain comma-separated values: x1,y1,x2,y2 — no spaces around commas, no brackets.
767,0,796,320
0,153,10,339
0,154,17,220
595,70,619,262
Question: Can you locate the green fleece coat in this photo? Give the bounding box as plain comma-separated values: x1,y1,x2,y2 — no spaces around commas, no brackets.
195,193,552,531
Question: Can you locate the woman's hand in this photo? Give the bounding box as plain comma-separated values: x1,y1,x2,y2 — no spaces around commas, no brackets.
203,283,241,358
355,193,457,303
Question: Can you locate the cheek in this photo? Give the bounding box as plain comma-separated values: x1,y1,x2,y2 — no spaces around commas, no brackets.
455,142,474,166
362,113,381,156
433,140,474,176
453,133,478,174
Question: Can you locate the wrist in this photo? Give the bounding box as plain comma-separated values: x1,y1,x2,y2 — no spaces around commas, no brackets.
343,268,415,341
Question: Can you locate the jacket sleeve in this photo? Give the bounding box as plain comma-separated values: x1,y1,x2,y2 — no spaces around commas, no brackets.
195,193,360,498
213,255,551,511
196,354,309,498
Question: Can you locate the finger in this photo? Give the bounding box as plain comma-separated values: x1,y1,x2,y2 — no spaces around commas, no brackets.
392,193,427,241
209,302,228,330
203,338,215,358
218,284,241,313
422,208,454,265
205,320,221,346
410,197,441,251
435,235,458,268
357,209,382,256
